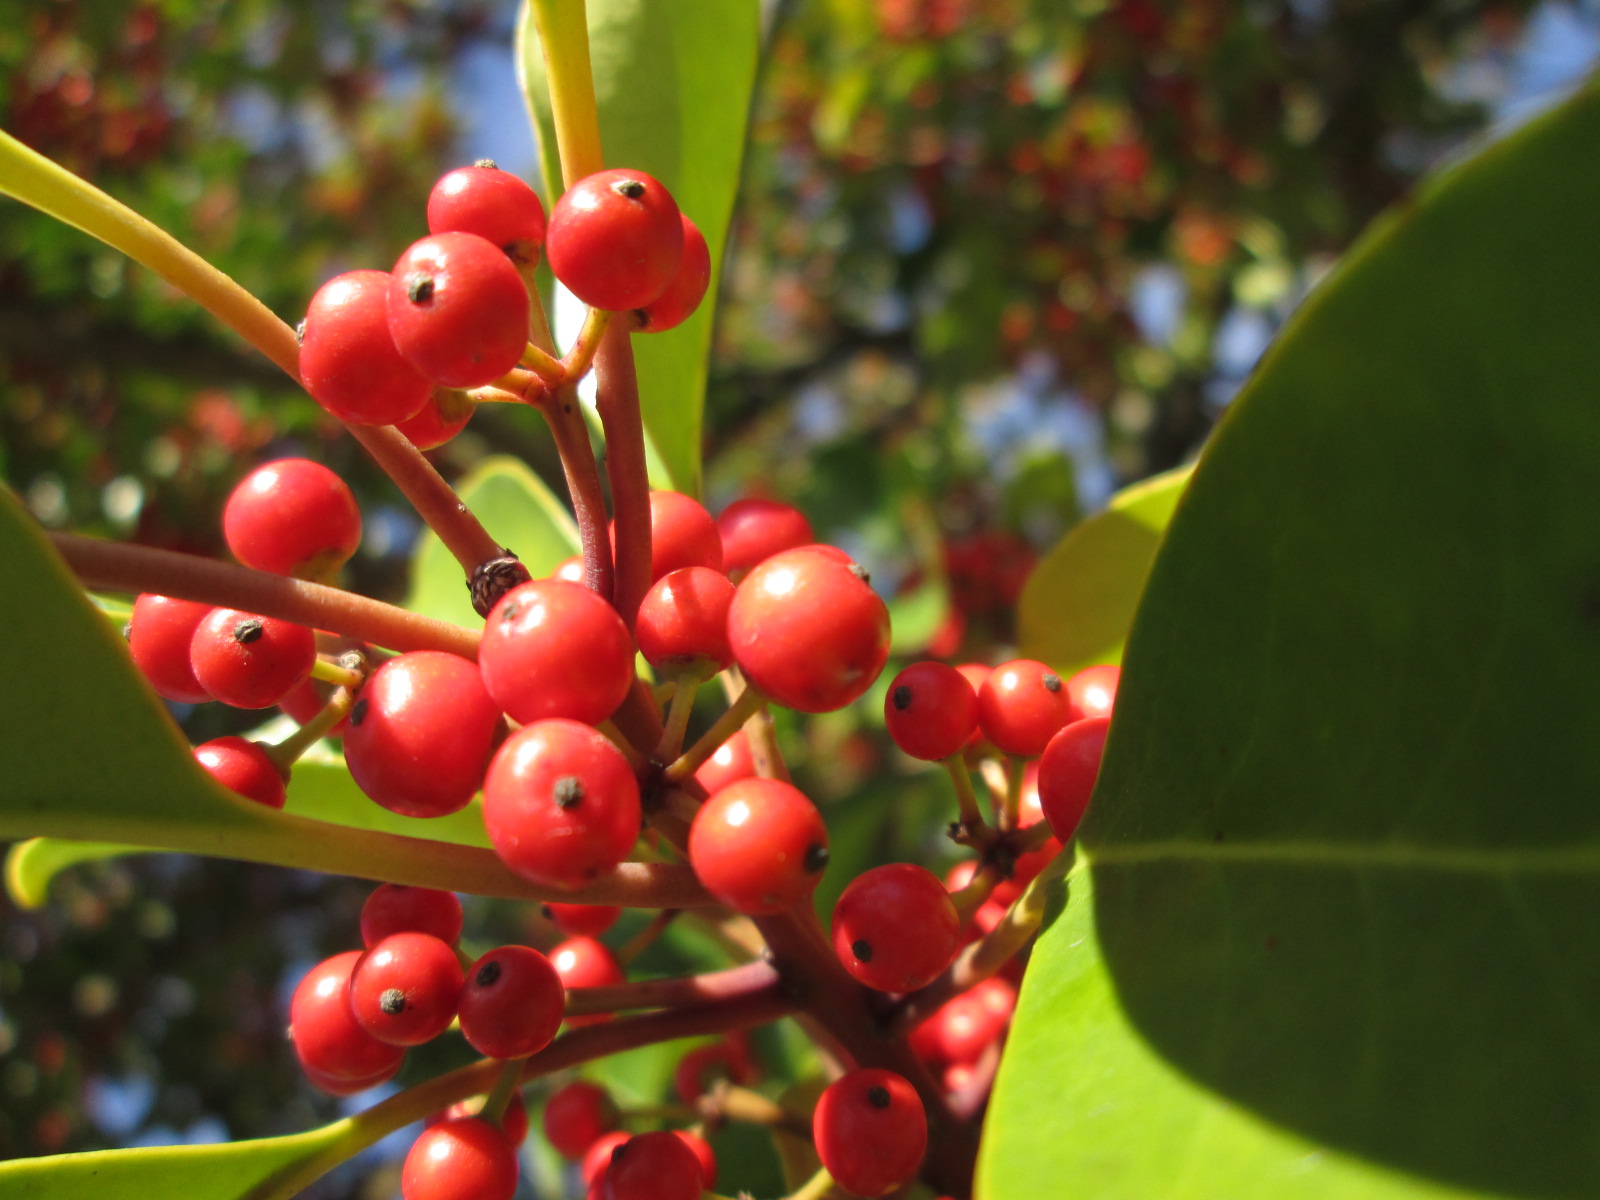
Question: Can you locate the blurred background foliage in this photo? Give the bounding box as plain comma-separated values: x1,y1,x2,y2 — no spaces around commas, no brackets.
0,0,1595,1187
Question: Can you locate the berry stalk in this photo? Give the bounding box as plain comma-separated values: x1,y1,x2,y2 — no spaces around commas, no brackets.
593,321,655,626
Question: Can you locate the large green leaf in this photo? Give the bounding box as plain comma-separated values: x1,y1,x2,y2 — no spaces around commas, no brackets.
404,454,580,626
1015,465,1191,675
984,85,1600,1198
517,0,762,496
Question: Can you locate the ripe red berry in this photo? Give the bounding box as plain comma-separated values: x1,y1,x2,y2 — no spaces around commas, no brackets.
483,719,642,890
362,884,464,948
883,661,979,762
427,162,547,260
343,651,503,818
672,1130,718,1189
692,730,756,795
673,1036,755,1104
581,1131,631,1189
639,489,722,581
552,555,586,583
976,658,1072,756
396,388,475,451
546,169,683,311
194,736,286,809
910,977,1017,1066
542,1080,617,1160
990,765,1062,906
955,662,993,753
832,863,962,993
728,547,891,712
479,580,634,726
289,951,405,1091
458,944,566,1060
688,777,829,914
434,1091,529,1147
549,936,625,1029
350,932,465,1046
636,215,710,332
279,676,352,736
300,269,434,425
542,902,622,938
603,1130,704,1200
715,498,813,576
190,609,315,709
401,1118,519,1200
636,567,735,677
812,1069,927,1197
1036,716,1110,841
1066,663,1120,721
223,458,361,579
128,594,213,704
388,232,530,388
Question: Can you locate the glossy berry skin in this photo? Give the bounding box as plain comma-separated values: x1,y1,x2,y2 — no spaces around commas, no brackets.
542,902,621,938
223,458,361,579
910,977,1017,1066
427,163,547,259
1066,663,1120,721
479,580,634,726
546,169,683,311
884,661,979,762
542,1080,617,1160
603,1130,704,1200
636,567,735,676
727,547,891,713
300,269,433,425
434,1092,529,1147
362,884,463,948
388,232,530,388
401,1117,519,1200
190,609,315,709
812,1069,927,1197
194,737,285,809
483,720,642,890
396,388,475,450
350,932,464,1047
289,951,404,1091
128,594,213,704
549,936,625,1029
636,215,709,332
344,652,502,818
833,863,962,993
976,658,1072,756
688,778,829,914
552,555,586,583
955,662,993,752
715,498,813,576
693,730,756,795
458,944,566,1060
581,1131,631,1188
672,1130,718,1189
644,489,722,581
1037,716,1110,842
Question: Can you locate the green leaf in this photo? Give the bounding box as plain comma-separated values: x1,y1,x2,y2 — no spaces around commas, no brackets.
1015,464,1190,676
404,454,580,626
517,0,761,496
984,86,1600,1198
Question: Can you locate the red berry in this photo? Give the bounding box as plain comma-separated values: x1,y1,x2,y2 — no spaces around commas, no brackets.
673,1037,755,1105
672,1130,718,1189
542,902,622,938
388,232,530,388
688,778,829,914
427,162,547,259
812,1069,927,1197
715,498,813,576
692,730,756,795
976,658,1072,756
640,489,722,581
833,863,961,993
552,555,586,583
581,1131,631,1188
728,547,890,712
194,736,285,809
542,1080,617,1160
434,1091,529,1147
603,1130,704,1200
350,932,465,1046
883,661,979,762
549,936,625,1028
911,977,1017,1066
546,169,683,311
479,580,634,726
223,458,361,579
279,676,351,737
300,269,433,425
1036,716,1110,841
990,765,1062,906
128,594,213,704
954,662,993,753
636,215,710,332
458,944,566,1060
1065,663,1120,720
289,951,405,1090
636,567,735,676
396,388,475,451
343,651,502,818
190,609,315,709
483,719,642,890
362,884,464,948
402,1118,519,1200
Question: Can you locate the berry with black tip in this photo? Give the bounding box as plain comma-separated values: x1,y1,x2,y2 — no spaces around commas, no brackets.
812,1068,927,1197
387,232,530,388
884,661,979,762
299,269,434,426
427,162,547,261
479,579,634,726
546,169,683,311
289,951,405,1093
688,777,830,914
349,931,464,1047
976,658,1072,756
189,608,315,709
458,944,566,1060
832,863,962,993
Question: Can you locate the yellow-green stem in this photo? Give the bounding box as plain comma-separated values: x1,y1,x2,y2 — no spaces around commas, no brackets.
309,657,364,691
528,0,606,184
665,686,765,783
481,1058,525,1127
655,678,701,762
942,755,991,843
561,305,611,379
265,687,355,773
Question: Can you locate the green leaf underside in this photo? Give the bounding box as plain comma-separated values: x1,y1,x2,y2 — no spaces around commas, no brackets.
519,0,762,497
404,454,579,626
985,84,1600,1200
1015,464,1191,676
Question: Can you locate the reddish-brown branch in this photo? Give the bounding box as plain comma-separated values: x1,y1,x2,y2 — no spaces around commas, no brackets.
52,533,481,659
563,960,778,1018
593,321,653,628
